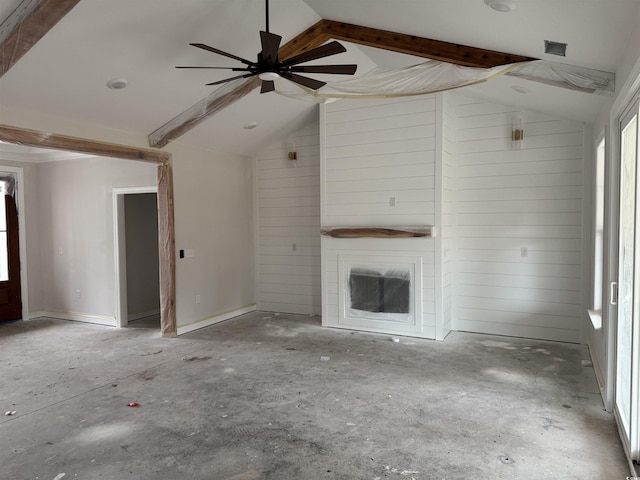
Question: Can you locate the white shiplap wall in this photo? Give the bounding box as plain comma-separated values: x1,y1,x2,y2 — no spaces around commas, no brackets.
256,92,586,343
452,93,584,343
255,122,321,315
323,96,437,227
322,96,438,338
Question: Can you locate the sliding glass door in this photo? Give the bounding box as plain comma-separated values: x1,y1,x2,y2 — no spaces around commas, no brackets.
616,100,640,460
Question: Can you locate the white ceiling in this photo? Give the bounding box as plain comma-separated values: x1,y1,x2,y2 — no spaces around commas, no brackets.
0,0,639,159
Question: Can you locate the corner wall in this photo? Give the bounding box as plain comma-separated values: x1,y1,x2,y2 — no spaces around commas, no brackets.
254,121,321,315
441,92,458,338
171,145,255,332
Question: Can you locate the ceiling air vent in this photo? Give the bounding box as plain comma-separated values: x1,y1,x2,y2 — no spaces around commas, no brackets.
544,40,567,57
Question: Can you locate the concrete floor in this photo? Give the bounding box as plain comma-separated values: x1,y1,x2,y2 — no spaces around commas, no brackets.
0,312,629,480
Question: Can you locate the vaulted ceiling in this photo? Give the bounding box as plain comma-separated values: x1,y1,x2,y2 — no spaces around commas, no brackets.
1,0,639,157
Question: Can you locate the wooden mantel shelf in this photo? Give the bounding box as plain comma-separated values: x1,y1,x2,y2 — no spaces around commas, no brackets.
321,227,432,238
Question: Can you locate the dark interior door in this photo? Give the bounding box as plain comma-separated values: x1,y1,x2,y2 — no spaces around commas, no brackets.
0,194,21,323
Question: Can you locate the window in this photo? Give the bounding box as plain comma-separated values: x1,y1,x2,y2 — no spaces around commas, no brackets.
592,136,606,315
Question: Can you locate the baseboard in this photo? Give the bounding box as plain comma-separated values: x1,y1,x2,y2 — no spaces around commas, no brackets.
128,309,160,321
177,304,256,336
587,343,607,407
27,311,47,321
28,310,117,327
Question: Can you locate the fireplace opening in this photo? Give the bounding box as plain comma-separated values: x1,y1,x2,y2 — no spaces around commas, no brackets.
349,267,410,314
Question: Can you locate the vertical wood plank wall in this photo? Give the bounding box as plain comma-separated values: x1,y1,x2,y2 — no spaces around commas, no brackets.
255,122,321,315
453,93,584,343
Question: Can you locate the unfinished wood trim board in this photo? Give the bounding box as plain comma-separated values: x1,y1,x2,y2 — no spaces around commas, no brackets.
157,164,177,337
321,227,432,238
0,123,177,337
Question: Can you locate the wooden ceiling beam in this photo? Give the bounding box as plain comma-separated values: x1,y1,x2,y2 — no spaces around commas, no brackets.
319,20,535,68
0,0,82,78
149,76,261,149
0,124,170,164
149,18,533,149
278,20,331,61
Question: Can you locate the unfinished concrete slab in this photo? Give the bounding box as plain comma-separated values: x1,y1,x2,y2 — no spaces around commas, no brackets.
0,312,628,479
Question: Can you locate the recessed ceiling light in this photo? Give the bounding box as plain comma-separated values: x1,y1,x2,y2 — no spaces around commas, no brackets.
511,85,531,94
485,0,515,12
244,122,258,130
106,78,128,90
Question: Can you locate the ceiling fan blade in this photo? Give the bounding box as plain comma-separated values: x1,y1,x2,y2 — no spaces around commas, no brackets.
260,80,276,94
205,73,256,86
281,73,326,90
260,31,282,64
190,43,255,66
176,66,250,71
289,64,357,75
280,41,347,67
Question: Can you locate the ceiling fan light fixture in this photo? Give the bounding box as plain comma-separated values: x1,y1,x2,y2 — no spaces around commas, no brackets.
258,71,280,81
485,0,515,12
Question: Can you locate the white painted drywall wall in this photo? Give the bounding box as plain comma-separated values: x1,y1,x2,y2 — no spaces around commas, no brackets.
255,121,321,315
171,144,254,329
0,106,256,331
37,157,157,321
124,193,160,319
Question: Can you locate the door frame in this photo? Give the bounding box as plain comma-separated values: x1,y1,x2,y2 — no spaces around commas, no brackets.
0,166,28,323
607,57,640,471
613,99,640,463
0,124,176,336
113,186,158,328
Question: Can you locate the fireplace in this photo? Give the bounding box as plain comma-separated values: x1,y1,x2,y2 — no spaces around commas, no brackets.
349,267,411,316
334,253,424,335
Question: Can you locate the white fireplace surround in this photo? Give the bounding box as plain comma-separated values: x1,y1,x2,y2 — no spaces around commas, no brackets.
335,252,424,336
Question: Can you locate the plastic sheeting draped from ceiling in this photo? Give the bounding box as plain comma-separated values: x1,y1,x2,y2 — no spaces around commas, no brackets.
275,60,528,101
274,59,614,101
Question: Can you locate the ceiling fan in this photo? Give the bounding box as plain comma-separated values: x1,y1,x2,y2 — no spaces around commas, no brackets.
177,0,358,93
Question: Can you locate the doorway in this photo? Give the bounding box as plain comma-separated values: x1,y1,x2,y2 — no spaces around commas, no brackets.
615,98,640,463
113,187,159,328
0,174,21,323
0,124,175,336
0,167,28,324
